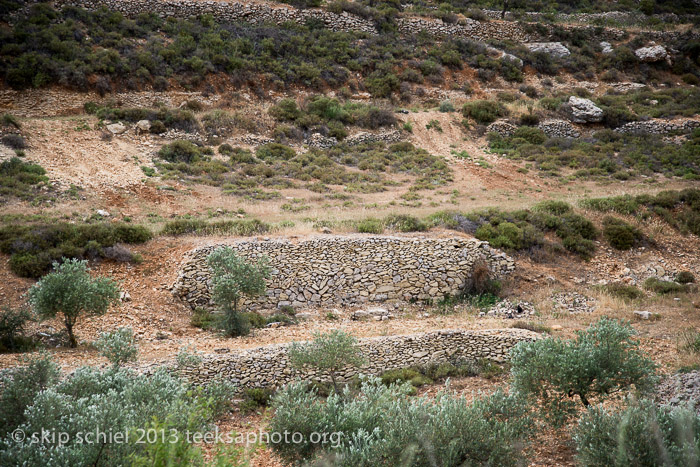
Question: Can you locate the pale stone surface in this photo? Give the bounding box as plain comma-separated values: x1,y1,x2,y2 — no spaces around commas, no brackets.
566,96,604,124
525,42,571,58
635,45,668,62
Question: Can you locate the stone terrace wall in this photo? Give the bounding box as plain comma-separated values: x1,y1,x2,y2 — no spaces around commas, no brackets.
49,0,533,41
175,328,538,388
615,118,700,135
172,236,515,310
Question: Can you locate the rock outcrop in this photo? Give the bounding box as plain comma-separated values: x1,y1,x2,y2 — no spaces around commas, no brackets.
566,96,603,124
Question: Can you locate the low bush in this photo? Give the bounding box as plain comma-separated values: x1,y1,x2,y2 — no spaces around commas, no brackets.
510,317,657,425
602,216,643,250
598,283,645,302
0,354,235,465
256,143,296,162
0,307,35,353
380,368,432,388
675,271,695,284
462,100,507,124
0,157,49,201
94,327,138,368
269,378,532,466
94,106,199,133
574,400,700,467
643,277,687,295
356,217,384,234
1,134,26,149
240,387,274,414
384,214,427,232
0,222,152,278
160,218,270,237
158,140,203,163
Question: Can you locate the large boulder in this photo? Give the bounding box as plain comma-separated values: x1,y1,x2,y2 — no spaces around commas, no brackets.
525,42,571,58
135,120,151,133
566,96,603,124
635,44,668,62
106,122,127,135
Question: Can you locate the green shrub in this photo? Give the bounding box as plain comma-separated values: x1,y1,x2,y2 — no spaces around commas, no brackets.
356,217,384,234
0,356,234,466
643,277,687,295
161,218,270,236
0,352,59,437
1,134,26,150
256,143,296,161
190,307,217,330
157,140,203,163
598,283,645,302
0,307,35,353
510,317,657,425
240,387,274,414
462,100,507,124
602,216,643,250
269,377,532,466
380,368,433,387
675,271,695,284
384,214,427,232
438,100,455,112
0,157,49,201
1,113,20,128
241,311,267,329
0,222,151,278
94,327,138,368
513,126,546,144
574,400,700,467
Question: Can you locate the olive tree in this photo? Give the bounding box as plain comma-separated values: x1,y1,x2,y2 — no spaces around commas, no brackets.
510,317,657,425
28,259,120,348
206,246,270,337
288,329,366,393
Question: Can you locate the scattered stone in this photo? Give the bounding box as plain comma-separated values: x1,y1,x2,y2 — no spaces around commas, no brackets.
551,292,596,313
119,291,131,302
600,41,613,54
96,209,111,217
656,371,700,414
633,310,652,320
320,227,332,234
480,300,535,319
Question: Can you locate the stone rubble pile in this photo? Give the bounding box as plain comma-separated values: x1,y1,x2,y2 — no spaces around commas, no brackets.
551,292,597,314
480,300,535,319
171,235,515,310
345,130,403,146
486,121,517,137
168,328,540,388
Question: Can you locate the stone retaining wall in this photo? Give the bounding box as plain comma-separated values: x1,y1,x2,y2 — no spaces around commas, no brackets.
171,235,515,310
175,328,538,388
615,119,700,135
48,0,533,41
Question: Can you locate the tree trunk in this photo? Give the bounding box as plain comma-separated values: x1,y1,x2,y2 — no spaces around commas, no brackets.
501,0,509,19
65,317,77,348
330,372,338,395
579,393,591,407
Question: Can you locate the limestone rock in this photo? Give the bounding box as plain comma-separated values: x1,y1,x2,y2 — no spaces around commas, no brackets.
600,41,613,54
566,96,603,124
525,42,570,58
107,122,127,134
635,45,668,62
136,120,151,132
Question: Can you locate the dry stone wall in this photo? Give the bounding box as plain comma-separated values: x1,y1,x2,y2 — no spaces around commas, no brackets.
172,235,515,310
175,328,539,388
49,0,533,41
615,119,700,135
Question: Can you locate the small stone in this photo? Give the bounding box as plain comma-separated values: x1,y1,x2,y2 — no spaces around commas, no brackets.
634,310,651,320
